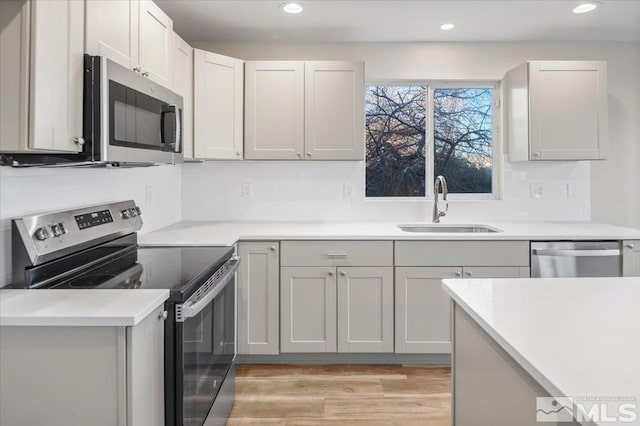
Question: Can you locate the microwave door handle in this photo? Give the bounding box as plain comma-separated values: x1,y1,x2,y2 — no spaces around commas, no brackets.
160,105,167,147
174,106,181,153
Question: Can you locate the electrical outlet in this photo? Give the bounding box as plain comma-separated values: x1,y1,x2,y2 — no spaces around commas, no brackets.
343,183,354,199
241,183,252,198
530,183,544,199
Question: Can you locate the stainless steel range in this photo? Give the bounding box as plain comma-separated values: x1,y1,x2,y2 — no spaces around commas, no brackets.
10,200,238,426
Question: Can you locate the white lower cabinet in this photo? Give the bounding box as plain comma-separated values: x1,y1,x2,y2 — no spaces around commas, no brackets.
0,306,166,426
280,265,394,354
395,265,530,354
337,266,394,353
237,242,280,355
280,266,337,353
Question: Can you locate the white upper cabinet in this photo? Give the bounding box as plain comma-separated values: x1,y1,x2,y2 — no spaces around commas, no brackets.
194,50,244,160
244,61,305,160
172,33,193,158
138,0,172,88
505,60,608,161
85,0,173,89
84,0,138,70
244,60,365,160
0,0,84,153
305,61,365,160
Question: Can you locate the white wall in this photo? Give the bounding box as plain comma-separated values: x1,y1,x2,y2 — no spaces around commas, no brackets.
184,41,640,226
0,165,182,286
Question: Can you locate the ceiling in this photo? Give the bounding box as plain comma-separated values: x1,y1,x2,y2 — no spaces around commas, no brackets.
156,0,640,43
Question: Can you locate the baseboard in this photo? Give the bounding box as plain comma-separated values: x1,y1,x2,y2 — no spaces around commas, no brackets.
236,353,451,365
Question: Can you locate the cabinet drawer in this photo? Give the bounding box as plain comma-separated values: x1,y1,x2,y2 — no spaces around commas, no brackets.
281,241,393,266
395,241,529,267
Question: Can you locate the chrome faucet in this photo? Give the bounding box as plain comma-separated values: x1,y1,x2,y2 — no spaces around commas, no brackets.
432,175,448,223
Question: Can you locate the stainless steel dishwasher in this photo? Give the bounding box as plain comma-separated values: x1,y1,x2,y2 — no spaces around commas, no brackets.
531,241,622,277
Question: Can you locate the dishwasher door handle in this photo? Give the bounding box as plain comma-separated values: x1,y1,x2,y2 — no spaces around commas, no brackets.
532,248,620,257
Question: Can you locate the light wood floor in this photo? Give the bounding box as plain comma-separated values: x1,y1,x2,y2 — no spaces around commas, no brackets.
227,364,451,425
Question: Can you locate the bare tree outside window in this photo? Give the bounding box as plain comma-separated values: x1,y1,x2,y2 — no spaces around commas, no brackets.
365,85,494,197
434,88,493,193
365,86,426,197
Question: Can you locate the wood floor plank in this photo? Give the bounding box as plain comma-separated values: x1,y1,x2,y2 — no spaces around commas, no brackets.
228,364,451,424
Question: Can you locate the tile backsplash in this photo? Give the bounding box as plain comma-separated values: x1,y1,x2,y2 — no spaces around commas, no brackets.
0,165,182,286
181,156,590,223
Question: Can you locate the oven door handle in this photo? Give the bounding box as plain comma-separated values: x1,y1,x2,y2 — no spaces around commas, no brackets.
176,257,239,322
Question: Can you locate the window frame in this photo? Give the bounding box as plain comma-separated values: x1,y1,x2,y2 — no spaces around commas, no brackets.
364,80,501,201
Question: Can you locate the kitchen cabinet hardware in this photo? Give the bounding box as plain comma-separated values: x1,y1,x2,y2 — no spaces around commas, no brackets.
328,271,334,276
158,310,168,320
325,253,348,257
465,271,473,276
455,271,462,277
270,246,276,251
626,243,635,249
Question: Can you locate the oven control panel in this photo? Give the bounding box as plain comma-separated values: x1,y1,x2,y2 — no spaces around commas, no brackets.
75,209,114,230
12,200,143,266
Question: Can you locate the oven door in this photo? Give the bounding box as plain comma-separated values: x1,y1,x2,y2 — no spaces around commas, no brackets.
176,258,238,426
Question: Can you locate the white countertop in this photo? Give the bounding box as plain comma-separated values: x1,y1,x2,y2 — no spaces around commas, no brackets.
442,277,640,417
139,220,640,246
0,289,169,326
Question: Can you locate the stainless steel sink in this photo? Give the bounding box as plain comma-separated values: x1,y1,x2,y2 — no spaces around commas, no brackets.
397,224,503,233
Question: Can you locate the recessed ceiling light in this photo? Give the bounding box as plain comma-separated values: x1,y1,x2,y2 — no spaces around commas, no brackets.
572,2,599,13
440,23,455,31
281,2,303,14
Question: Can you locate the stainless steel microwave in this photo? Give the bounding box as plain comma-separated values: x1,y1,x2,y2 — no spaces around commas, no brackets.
84,55,183,165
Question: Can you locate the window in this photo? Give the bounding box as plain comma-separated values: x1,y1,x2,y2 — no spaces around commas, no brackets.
365,83,498,198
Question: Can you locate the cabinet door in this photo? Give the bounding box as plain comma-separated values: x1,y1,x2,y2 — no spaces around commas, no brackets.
85,0,138,70
462,266,530,279
194,50,244,159
337,267,393,353
244,61,304,160
237,242,280,355
138,0,172,88
623,241,640,277
127,306,165,426
172,33,193,158
29,0,84,152
395,267,462,353
281,266,337,353
0,0,29,152
528,60,608,160
305,61,365,160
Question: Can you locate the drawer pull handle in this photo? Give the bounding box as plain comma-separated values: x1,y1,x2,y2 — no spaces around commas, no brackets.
339,271,346,276
270,246,276,251
328,271,334,276
326,253,347,257
454,271,462,277
627,244,635,249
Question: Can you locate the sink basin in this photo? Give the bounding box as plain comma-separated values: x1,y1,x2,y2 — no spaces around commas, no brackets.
397,224,503,233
